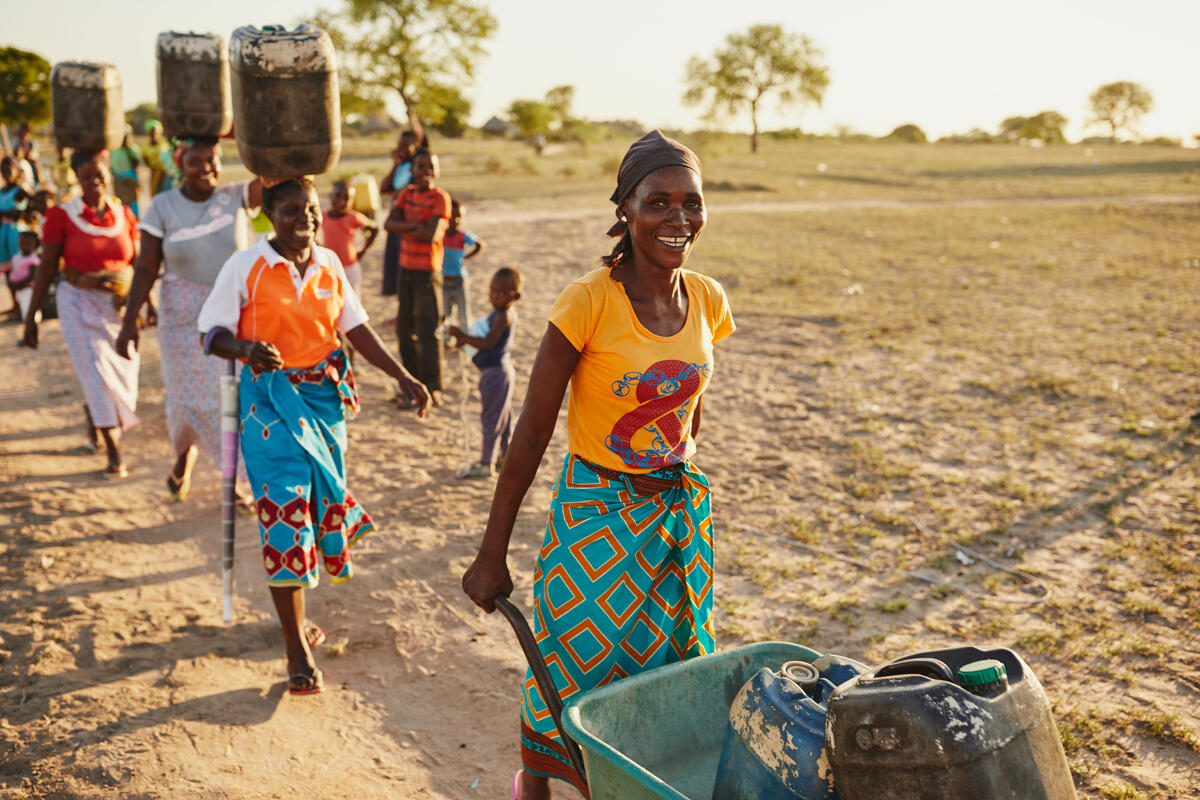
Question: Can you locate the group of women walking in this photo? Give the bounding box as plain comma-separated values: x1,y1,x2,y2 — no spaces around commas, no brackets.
19,129,733,800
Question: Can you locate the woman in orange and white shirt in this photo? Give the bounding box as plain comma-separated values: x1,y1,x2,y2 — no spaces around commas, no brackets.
198,176,429,696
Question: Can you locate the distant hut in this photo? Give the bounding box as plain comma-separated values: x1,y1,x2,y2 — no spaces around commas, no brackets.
481,116,516,138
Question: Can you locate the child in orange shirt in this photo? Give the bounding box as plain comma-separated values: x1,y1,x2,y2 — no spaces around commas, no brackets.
320,180,379,293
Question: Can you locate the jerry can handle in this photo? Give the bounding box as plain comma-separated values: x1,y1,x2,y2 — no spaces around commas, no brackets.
874,657,957,683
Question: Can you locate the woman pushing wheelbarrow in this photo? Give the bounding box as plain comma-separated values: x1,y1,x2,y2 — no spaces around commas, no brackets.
463,131,735,800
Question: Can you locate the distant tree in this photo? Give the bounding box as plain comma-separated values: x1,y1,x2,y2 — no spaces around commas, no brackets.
419,84,471,138
1087,81,1153,140
0,47,51,153
544,85,575,125
1141,136,1181,148
683,23,829,153
125,102,159,135
885,124,927,144
315,0,497,128
998,116,1028,141
507,100,555,137
938,128,994,144
1022,111,1068,144
998,111,1067,144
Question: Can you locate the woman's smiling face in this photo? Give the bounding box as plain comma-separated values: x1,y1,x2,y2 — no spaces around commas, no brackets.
181,146,221,195
623,166,706,271
75,159,111,206
267,183,322,257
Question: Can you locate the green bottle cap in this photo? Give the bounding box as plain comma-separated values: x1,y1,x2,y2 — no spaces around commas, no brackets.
958,659,1007,685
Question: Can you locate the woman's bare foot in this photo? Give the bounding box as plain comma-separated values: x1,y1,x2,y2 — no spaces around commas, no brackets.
166,445,198,501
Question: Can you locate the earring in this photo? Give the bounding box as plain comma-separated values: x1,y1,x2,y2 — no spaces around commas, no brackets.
620,215,627,222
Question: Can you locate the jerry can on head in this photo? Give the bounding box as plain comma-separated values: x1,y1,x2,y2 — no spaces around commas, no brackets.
156,31,233,139
229,24,341,178
51,61,124,151
713,654,869,800
825,646,1076,800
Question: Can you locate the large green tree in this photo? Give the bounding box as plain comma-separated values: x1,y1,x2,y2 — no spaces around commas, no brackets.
315,0,497,128
683,24,829,153
1088,81,1153,140
0,47,51,152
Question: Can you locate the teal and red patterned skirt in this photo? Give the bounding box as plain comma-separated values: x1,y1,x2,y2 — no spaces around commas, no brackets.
240,350,374,587
520,454,716,795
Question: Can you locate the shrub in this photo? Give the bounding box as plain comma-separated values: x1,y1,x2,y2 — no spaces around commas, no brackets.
885,123,928,144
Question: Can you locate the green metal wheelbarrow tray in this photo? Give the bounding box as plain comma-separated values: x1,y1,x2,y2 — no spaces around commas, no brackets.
495,596,820,800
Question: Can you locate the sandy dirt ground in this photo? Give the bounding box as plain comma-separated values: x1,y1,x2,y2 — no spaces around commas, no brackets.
1,201,1197,799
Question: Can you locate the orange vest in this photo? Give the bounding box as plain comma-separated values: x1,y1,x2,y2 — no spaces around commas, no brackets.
237,255,345,369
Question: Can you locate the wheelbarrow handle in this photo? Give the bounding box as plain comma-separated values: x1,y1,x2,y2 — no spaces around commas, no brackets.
494,595,588,788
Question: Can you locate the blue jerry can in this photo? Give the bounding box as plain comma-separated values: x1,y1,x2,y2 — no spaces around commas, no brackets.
713,654,867,800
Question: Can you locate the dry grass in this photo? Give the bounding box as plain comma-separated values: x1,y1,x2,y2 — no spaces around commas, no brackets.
132,133,1200,797
211,134,1200,211
694,195,1200,796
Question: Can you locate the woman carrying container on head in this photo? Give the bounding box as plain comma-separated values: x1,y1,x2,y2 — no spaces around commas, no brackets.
198,175,431,695
22,150,141,477
462,131,734,799
115,137,262,502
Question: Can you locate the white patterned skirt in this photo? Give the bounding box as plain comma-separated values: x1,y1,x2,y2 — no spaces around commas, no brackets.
58,281,140,430
158,273,244,477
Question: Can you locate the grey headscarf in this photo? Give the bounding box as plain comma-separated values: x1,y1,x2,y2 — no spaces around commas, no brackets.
607,130,702,237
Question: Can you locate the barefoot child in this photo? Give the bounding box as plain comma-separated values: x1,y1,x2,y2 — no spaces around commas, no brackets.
441,200,484,334
448,267,522,479
319,180,379,294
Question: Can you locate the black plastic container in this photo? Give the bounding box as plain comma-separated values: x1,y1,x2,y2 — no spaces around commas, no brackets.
229,24,341,178
51,61,124,151
156,32,233,139
825,646,1076,800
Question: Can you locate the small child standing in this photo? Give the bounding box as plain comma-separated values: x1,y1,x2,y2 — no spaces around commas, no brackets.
9,230,41,327
448,267,522,479
320,180,380,293
441,200,484,333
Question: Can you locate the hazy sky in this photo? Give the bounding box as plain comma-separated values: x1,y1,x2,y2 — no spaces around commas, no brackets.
13,0,1197,142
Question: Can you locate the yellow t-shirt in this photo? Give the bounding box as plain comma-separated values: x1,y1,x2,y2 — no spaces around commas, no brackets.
548,267,735,474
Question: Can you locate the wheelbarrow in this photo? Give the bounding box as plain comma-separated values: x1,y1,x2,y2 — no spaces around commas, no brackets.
494,595,821,800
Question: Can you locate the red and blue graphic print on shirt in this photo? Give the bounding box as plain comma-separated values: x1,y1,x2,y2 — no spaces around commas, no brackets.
605,359,711,470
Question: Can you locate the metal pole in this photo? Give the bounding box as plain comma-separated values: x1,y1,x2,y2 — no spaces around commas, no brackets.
220,359,239,624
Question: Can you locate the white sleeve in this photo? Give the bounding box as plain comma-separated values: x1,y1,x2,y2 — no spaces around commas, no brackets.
196,253,247,334
138,195,165,239
326,249,369,332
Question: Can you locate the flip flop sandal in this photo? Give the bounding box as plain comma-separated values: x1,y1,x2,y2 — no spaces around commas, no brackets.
166,471,190,501
305,623,327,649
104,464,128,480
287,668,324,696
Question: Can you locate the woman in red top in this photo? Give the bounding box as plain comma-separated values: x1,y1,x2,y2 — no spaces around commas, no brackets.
23,150,141,478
